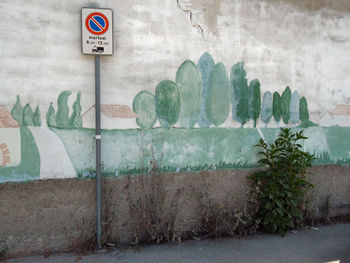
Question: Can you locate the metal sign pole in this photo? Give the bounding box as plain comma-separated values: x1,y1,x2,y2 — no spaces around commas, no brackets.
95,54,102,249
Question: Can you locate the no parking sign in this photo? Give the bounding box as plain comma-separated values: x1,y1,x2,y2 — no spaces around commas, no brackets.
81,8,113,55
81,7,114,247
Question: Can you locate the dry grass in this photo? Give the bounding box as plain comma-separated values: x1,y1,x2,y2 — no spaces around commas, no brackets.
126,156,184,245
189,174,260,238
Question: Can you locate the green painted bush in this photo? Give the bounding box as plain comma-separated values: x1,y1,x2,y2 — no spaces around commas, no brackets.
22,104,34,126
272,92,282,125
249,79,261,128
176,60,202,128
46,102,56,127
299,96,309,123
197,52,215,127
261,91,273,127
33,106,41,127
69,92,83,128
231,62,249,127
299,96,317,128
290,91,300,125
11,95,23,126
205,62,230,127
56,91,71,128
281,86,291,125
155,80,181,128
133,91,157,129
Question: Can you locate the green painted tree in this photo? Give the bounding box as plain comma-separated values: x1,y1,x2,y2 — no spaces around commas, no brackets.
56,91,71,128
281,86,292,125
261,91,273,127
231,62,249,127
22,104,34,126
290,91,300,125
249,79,261,128
299,95,311,126
133,91,157,129
33,106,41,127
46,102,56,127
299,96,309,122
176,60,202,128
299,97,317,128
205,62,230,127
272,92,282,125
197,52,215,127
69,92,83,128
155,80,181,128
11,95,23,125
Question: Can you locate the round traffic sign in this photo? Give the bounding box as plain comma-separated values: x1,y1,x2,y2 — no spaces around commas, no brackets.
85,12,109,35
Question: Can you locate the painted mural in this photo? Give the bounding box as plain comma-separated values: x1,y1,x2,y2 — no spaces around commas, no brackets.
1,52,350,183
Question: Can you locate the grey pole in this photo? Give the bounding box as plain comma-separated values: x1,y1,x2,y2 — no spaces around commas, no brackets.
95,55,102,249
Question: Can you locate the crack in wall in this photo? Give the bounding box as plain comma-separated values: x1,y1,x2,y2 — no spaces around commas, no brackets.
176,0,206,40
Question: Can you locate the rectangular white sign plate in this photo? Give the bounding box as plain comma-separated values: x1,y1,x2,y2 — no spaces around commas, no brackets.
81,8,113,55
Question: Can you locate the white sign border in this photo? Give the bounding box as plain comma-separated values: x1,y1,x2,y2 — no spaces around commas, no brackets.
81,7,114,56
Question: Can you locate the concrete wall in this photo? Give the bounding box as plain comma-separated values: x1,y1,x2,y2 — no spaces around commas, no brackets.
1,166,349,257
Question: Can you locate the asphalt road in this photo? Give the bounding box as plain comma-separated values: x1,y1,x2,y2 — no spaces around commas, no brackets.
7,223,350,263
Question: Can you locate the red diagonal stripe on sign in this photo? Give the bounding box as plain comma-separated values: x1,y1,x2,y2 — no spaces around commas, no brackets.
91,16,104,31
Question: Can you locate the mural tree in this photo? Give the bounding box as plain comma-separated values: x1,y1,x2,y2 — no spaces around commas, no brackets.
22,104,34,126
56,91,71,128
290,91,300,126
273,92,282,126
231,62,249,127
11,95,23,126
281,86,291,125
33,106,41,127
205,62,230,127
249,79,261,128
155,80,181,128
46,102,56,127
197,52,215,127
298,96,316,127
176,60,202,128
261,91,273,127
133,91,157,129
69,92,82,128
299,97,309,122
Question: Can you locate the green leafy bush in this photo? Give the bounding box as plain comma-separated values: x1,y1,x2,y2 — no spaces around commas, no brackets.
249,128,315,236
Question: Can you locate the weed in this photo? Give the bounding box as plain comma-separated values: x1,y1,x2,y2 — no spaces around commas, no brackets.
126,150,183,245
65,214,96,255
249,128,315,236
189,174,260,238
0,247,8,261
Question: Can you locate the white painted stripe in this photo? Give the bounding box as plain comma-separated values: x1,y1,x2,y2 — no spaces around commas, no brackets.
256,127,266,142
29,127,76,179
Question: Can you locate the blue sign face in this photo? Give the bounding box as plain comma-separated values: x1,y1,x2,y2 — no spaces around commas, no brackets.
86,12,109,35
89,15,106,33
